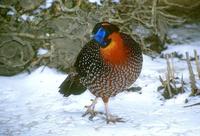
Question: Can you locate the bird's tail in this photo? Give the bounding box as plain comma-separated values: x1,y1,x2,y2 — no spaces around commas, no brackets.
59,73,87,97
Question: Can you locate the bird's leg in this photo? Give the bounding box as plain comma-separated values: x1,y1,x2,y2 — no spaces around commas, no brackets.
103,97,125,124
82,97,103,120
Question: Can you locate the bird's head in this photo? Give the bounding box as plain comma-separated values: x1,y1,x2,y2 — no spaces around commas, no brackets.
92,22,128,65
92,22,119,47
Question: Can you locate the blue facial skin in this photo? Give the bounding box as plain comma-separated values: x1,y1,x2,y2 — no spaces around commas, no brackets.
93,27,108,47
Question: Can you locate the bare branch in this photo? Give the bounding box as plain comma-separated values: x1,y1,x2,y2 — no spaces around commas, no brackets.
184,102,200,108
0,4,17,13
151,0,158,33
0,33,66,40
164,0,200,9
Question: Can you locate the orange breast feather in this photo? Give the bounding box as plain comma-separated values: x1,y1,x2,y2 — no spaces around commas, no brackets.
100,32,128,65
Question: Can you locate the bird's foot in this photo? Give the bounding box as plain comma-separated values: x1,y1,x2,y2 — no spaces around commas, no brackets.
82,107,103,120
106,114,125,124
82,99,103,120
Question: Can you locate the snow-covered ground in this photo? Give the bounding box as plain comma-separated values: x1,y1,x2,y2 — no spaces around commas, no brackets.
1,41,200,136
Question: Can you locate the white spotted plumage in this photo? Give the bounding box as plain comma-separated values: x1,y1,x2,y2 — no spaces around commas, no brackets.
75,33,143,98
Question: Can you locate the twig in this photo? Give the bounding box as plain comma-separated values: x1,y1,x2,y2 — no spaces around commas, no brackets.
180,74,184,94
170,54,175,78
166,72,173,98
0,4,17,13
194,50,200,79
165,55,173,98
186,52,197,95
164,0,200,9
0,33,66,40
151,0,158,33
166,54,174,79
54,0,81,13
184,102,200,108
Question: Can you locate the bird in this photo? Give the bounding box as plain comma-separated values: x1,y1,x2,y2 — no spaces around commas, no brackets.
59,22,143,123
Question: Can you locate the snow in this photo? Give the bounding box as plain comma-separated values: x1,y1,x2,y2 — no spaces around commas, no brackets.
7,11,15,16
20,14,35,21
88,0,120,5
88,0,102,5
1,42,200,136
45,0,54,9
167,24,200,44
40,0,54,9
163,41,200,58
37,48,49,55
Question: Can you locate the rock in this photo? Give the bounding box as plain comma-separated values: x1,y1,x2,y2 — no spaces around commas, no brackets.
0,36,35,76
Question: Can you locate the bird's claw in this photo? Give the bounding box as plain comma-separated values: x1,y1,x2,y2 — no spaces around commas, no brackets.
82,108,103,120
82,99,103,120
106,115,125,124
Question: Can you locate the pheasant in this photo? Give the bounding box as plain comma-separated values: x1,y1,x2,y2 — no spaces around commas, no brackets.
59,22,143,123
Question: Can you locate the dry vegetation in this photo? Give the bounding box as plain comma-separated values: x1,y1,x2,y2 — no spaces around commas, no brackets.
0,0,199,76
158,50,200,100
